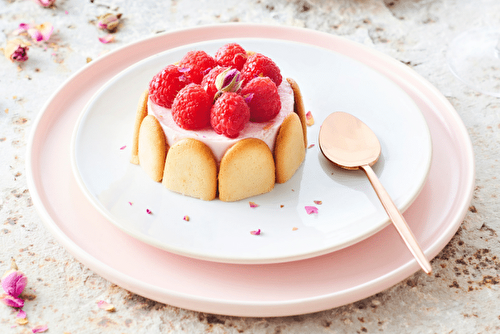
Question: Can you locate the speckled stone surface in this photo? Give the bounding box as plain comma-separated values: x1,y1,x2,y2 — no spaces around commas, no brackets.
1,0,499,332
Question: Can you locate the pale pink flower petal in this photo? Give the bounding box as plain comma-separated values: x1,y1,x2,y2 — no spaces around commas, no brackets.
0,294,24,308
250,229,261,235
97,300,115,311
98,35,114,44
305,111,314,126
119,145,126,150
31,324,48,333
36,22,53,41
27,28,43,42
305,206,318,215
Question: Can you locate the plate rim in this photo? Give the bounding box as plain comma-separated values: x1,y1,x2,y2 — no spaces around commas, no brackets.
25,23,475,317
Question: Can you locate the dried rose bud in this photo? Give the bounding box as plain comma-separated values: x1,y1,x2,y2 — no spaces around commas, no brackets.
214,68,243,100
97,13,120,32
4,39,30,62
33,0,56,7
1,259,27,298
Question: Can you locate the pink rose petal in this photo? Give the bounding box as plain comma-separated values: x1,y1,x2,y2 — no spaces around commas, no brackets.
249,202,259,208
308,143,315,149
119,145,126,150
250,229,261,235
128,201,133,206
98,34,114,44
2,271,28,297
34,0,56,7
31,324,48,333
305,206,318,215
183,215,189,221
146,209,152,215
305,111,314,126
0,294,24,308
17,309,27,318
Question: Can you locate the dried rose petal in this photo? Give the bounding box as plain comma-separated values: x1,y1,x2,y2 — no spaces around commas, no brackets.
305,206,318,214
1,270,28,297
292,227,298,231
31,324,48,333
27,28,43,42
183,215,189,221
34,0,56,7
98,34,115,44
16,22,53,42
36,22,53,41
17,309,27,318
0,294,24,308
313,200,322,205
97,13,120,32
250,229,261,235
97,300,115,312
4,39,29,62
128,201,133,206
119,145,126,150
308,143,315,149
16,317,29,325
146,209,152,215
305,111,314,126
249,202,259,208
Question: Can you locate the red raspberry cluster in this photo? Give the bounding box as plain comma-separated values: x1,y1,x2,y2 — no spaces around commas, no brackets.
148,43,283,138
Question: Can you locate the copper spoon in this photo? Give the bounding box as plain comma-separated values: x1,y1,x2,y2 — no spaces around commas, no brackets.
318,111,432,274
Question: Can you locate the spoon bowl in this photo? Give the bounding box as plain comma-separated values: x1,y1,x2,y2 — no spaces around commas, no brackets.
319,112,432,274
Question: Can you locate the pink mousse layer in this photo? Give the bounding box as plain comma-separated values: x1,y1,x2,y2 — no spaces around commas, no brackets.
148,80,295,162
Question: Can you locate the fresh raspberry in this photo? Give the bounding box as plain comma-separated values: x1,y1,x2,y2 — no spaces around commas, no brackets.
214,43,247,71
241,53,282,88
240,77,281,122
178,50,216,84
149,65,190,108
201,66,229,101
171,84,211,130
210,92,250,138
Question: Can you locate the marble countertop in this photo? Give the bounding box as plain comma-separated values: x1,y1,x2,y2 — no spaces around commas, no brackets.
1,0,499,332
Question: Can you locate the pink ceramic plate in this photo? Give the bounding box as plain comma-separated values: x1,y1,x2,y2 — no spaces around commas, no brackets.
26,24,474,317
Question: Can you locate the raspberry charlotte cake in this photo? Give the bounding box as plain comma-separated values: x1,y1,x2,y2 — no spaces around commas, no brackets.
130,43,307,201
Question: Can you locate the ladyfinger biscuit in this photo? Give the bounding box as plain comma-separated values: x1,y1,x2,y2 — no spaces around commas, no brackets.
162,138,217,201
138,115,168,182
219,138,275,202
130,89,149,164
274,112,306,184
286,78,307,148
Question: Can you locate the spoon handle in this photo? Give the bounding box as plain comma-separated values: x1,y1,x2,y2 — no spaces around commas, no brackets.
361,164,432,275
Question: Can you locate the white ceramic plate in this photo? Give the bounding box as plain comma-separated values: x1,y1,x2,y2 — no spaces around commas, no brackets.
71,38,432,264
